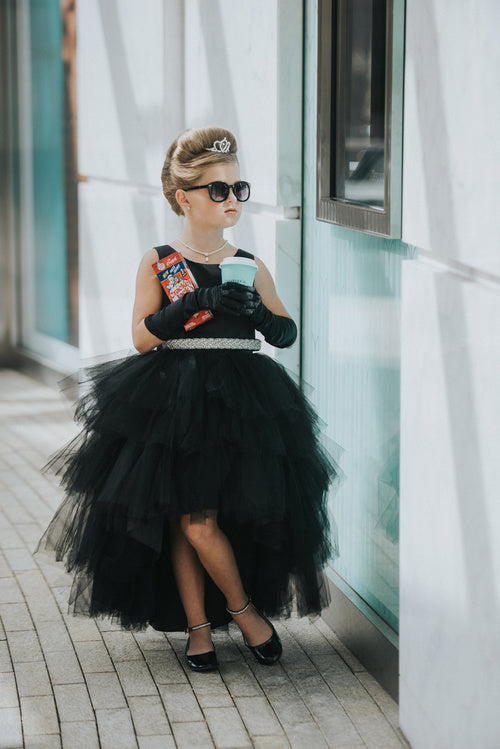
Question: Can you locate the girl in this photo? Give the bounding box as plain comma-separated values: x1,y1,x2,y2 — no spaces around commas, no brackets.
38,126,336,672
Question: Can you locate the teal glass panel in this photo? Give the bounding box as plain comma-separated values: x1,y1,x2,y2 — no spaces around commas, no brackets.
301,227,404,632
302,0,412,633
30,0,68,342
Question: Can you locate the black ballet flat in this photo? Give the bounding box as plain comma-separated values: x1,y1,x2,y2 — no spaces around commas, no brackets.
226,598,283,666
185,622,218,672
245,625,282,666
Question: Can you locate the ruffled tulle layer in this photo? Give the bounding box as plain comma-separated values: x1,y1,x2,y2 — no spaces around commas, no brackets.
37,347,337,631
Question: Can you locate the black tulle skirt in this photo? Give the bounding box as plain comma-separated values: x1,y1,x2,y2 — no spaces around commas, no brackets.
37,346,337,631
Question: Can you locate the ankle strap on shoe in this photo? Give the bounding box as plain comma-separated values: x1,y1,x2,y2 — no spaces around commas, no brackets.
187,621,211,633
226,598,251,616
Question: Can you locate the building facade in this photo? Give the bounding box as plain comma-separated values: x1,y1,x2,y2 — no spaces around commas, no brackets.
1,1,499,746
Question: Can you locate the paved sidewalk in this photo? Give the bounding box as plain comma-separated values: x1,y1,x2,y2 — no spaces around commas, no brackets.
0,368,409,749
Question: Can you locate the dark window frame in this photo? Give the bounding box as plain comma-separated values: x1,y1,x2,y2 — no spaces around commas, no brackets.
317,0,404,238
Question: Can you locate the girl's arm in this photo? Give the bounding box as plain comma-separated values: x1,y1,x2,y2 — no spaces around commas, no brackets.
250,256,297,348
131,250,164,354
253,256,293,318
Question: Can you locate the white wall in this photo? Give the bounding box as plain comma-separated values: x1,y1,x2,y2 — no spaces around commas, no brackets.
400,1,500,746
402,0,500,277
77,0,184,358
77,0,303,373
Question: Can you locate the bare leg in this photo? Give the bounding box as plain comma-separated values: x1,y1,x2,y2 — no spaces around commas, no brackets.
168,516,213,656
180,511,273,647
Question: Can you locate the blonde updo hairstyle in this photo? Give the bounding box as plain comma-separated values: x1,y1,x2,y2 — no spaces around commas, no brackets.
162,126,238,216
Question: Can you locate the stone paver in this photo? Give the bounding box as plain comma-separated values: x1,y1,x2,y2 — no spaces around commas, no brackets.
85,670,128,710
73,638,115,674
20,695,59,737
44,649,84,685
128,695,172,736
204,706,253,748
159,682,204,723
0,670,19,708
233,696,285,737
0,706,23,749
172,721,215,749
14,660,53,698
95,707,138,749
60,720,100,749
137,737,176,749
0,368,410,748
0,602,33,632
53,683,94,723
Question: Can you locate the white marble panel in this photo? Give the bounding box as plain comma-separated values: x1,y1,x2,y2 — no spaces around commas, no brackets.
402,0,500,276
227,210,277,278
184,0,280,206
277,0,303,207
400,257,500,748
77,0,169,185
78,180,182,358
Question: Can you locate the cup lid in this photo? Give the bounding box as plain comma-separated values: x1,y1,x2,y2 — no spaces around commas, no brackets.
219,256,258,269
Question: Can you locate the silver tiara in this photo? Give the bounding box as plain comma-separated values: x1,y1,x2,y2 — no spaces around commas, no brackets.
206,137,231,154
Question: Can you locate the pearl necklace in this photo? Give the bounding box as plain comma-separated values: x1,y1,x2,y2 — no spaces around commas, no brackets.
178,239,228,263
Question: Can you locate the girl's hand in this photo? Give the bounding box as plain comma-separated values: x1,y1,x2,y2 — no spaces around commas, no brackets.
197,282,254,316
224,283,263,318
225,282,297,349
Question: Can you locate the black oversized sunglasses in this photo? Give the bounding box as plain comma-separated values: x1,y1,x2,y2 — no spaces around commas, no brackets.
184,180,251,203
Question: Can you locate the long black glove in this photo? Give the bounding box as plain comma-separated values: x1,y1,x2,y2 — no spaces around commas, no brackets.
144,283,253,340
238,285,297,349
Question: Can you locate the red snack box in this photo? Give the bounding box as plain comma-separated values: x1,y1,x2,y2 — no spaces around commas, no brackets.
152,251,213,332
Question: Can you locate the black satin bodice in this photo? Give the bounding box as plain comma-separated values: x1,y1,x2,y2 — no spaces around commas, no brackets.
155,244,256,340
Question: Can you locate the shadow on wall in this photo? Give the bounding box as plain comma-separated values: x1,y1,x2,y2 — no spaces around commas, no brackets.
197,0,257,253
404,4,500,742
81,0,164,353
414,0,498,628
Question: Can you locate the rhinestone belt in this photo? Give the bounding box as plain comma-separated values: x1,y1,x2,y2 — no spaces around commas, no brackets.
161,338,261,351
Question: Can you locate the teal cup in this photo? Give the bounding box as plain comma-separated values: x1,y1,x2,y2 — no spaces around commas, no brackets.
219,256,258,286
